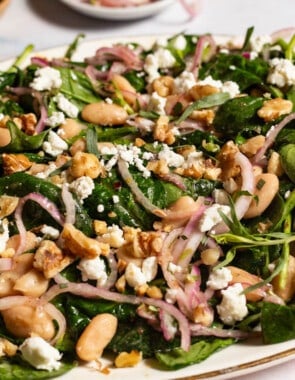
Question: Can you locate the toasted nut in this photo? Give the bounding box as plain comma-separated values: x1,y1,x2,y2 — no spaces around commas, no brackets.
69,151,103,179
239,135,266,157
228,266,267,301
61,223,109,259
152,76,174,97
1,305,55,340
0,338,18,357
76,313,118,361
244,173,279,219
13,268,49,297
115,350,142,368
34,240,73,279
257,98,293,122
153,115,175,145
81,102,128,126
146,285,163,299
193,304,214,326
272,255,295,301
0,195,19,218
267,151,284,176
189,84,219,100
69,138,86,155
2,153,32,175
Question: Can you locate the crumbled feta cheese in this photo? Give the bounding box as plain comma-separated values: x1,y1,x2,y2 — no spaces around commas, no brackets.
30,67,62,91
155,37,168,47
144,48,176,83
54,93,79,118
45,111,65,128
144,53,160,83
148,92,167,115
197,75,240,98
172,35,187,50
142,256,158,282
182,151,203,169
77,256,108,286
199,204,231,232
97,204,104,213
173,70,197,94
207,267,233,290
112,195,119,204
35,162,57,179
43,131,68,157
99,224,125,248
125,262,147,288
0,219,9,252
69,176,94,202
267,58,295,87
40,225,60,240
250,35,272,53
158,144,185,168
217,283,248,325
20,337,62,371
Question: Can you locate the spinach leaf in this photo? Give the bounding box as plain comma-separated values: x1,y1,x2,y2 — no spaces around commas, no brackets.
261,302,295,344
58,67,101,106
200,54,269,91
213,96,264,138
0,121,48,153
279,144,295,183
155,338,235,370
124,71,146,92
0,356,75,380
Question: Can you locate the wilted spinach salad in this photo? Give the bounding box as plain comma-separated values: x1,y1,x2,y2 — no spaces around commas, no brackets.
0,27,295,378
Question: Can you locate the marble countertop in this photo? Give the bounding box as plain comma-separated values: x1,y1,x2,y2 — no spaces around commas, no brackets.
0,1,295,379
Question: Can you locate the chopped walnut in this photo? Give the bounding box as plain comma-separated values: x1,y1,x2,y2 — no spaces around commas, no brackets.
0,195,19,218
146,159,169,176
153,115,175,145
69,151,104,179
217,141,240,180
0,338,18,357
152,76,174,97
61,223,110,259
114,350,142,368
120,229,163,259
146,285,163,299
33,240,74,279
17,113,37,135
2,153,32,175
190,109,215,126
239,135,266,157
93,220,108,235
189,84,219,100
267,151,284,176
257,98,293,122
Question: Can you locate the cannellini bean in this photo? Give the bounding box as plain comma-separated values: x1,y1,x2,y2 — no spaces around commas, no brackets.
272,255,295,301
58,118,86,139
0,272,19,297
76,313,118,361
228,266,267,301
0,128,11,147
244,173,279,219
13,269,49,297
12,253,35,275
1,305,55,340
112,74,137,106
6,232,38,255
81,102,128,126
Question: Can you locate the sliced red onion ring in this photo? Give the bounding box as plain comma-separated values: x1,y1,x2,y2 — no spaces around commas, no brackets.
41,282,191,351
117,158,167,217
14,192,65,255
190,34,217,75
252,113,295,166
190,323,252,339
212,151,254,234
43,302,67,345
61,184,76,225
0,295,35,310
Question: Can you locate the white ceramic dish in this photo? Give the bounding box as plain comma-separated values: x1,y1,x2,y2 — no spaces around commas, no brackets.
1,34,295,380
59,0,176,20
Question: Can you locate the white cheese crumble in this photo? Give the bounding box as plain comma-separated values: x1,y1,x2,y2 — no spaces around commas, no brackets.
43,130,68,157
125,262,147,288
172,35,187,50
207,267,233,290
217,283,248,325
69,176,94,202
20,337,62,371
77,256,108,286
198,204,231,232
45,111,65,128
173,70,197,94
35,162,57,179
53,93,79,118
40,225,60,240
165,288,179,304
0,219,9,253
144,48,176,83
267,58,295,87
158,144,185,168
148,92,167,115
97,204,104,213
141,256,158,282
250,35,272,53
99,224,125,248
198,75,240,98
30,67,62,91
